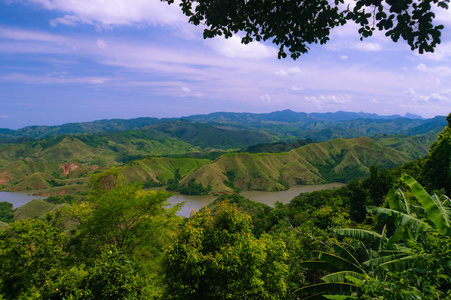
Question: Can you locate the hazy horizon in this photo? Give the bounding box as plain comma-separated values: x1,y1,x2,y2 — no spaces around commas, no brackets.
1,109,444,131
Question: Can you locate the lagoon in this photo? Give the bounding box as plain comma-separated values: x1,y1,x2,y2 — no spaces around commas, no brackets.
0,183,345,218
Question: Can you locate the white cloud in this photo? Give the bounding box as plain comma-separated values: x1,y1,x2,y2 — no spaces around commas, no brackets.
434,4,451,27
289,86,304,91
416,63,451,77
419,42,451,61
260,94,271,103
206,35,277,60
50,15,91,27
405,87,450,103
19,0,187,27
181,86,191,92
340,55,348,60
275,67,302,76
96,38,108,49
0,73,111,85
354,42,382,52
89,78,105,84
305,94,351,107
0,114,9,118
0,26,65,42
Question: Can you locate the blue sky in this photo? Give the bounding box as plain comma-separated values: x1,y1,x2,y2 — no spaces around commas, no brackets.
1,0,451,129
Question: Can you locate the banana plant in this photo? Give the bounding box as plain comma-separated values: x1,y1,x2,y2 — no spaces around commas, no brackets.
368,174,451,237
296,174,451,299
294,243,367,299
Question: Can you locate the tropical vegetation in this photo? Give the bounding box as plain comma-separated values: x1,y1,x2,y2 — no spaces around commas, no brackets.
0,111,450,299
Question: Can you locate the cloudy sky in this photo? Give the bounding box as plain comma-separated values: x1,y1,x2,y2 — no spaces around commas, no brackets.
1,0,451,129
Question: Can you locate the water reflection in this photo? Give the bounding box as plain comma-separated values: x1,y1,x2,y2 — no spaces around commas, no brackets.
167,183,345,217
1,183,345,218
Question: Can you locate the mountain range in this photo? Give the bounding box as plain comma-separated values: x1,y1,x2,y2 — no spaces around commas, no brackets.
0,110,447,195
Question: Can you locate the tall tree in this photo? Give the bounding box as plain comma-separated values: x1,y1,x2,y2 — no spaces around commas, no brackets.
163,203,288,299
421,112,451,194
163,0,449,59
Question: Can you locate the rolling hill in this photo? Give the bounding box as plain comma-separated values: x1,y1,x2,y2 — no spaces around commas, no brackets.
179,137,411,194
0,110,445,195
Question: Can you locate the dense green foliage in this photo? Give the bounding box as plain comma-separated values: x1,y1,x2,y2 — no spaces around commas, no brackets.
421,113,451,194
0,202,13,223
0,169,182,299
164,0,448,59
163,203,288,299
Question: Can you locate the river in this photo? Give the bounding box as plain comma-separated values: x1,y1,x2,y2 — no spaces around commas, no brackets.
0,183,345,218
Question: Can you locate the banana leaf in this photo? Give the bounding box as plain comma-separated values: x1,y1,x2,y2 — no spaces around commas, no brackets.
402,174,451,236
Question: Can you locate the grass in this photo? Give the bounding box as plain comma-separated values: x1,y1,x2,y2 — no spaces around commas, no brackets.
13,199,56,220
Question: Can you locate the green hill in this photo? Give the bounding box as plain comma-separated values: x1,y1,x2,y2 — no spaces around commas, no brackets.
373,134,437,160
13,199,63,220
180,137,410,194
148,120,274,149
239,139,314,153
0,160,96,195
0,221,7,230
121,156,210,185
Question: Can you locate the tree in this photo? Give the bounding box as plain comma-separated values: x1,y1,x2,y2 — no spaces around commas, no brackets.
163,0,449,59
70,182,181,259
363,166,395,207
0,219,66,299
88,166,125,199
421,112,451,195
0,202,13,223
163,203,288,299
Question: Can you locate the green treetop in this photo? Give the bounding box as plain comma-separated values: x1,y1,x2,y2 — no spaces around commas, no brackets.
163,0,449,59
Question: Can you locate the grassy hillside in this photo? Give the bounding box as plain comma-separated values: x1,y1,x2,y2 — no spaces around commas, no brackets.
239,139,314,153
180,137,410,194
148,120,274,149
13,199,61,220
121,156,210,185
373,134,437,160
0,221,7,230
0,160,97,195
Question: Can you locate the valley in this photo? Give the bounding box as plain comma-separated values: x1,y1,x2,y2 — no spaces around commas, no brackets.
0,111,443,196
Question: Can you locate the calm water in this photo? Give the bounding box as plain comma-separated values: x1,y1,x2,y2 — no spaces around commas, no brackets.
1,183,345,218
0,192,47,209
167,182,345,217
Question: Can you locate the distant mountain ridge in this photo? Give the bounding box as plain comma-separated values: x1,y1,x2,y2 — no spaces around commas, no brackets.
0,110,435,141
182,110,426,123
